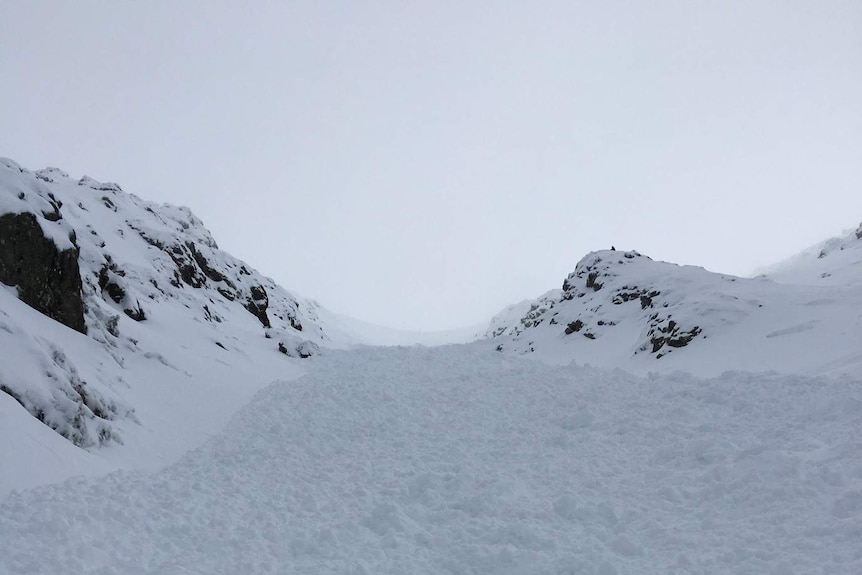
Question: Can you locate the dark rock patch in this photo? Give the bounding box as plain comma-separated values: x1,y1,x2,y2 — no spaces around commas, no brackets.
0,212,86,333
123,305,146,321
565,320,584,335
101,196,117,212
245,284,271,328
648,318,703,355
585,271,603,291
217,287,236,301
187,242,227,283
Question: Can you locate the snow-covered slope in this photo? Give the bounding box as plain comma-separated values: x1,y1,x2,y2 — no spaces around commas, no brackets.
2,344,860,575
757,221,862,287
487,249,862,376
0,159,352,494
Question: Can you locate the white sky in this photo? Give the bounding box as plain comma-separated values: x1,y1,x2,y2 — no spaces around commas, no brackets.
2,1,861,331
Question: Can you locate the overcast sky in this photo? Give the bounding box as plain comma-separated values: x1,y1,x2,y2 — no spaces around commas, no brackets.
2,2,861,331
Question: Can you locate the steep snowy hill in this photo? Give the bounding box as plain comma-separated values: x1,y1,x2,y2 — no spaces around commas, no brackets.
757,221,862,287
487,249,862,376
0,159,355,493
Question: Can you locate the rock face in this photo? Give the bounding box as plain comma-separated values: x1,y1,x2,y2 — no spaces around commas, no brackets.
245,284,271,328
0,212,85,333
487,249,764,362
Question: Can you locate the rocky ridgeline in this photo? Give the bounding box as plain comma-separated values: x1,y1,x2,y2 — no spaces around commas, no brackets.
0,159,327,446
488,249,764,360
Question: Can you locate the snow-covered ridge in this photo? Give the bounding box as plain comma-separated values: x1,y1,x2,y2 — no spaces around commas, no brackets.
488,250,755,358
487,247,862,376
0,158,328,456
757,221,862,287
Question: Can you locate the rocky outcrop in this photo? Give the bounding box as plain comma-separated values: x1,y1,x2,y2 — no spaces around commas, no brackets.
245,284,271,328
1,157,331,452
0,212,86,333
487,249,760,361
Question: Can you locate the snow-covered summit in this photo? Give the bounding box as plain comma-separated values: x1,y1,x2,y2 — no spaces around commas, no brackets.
487,247,862,376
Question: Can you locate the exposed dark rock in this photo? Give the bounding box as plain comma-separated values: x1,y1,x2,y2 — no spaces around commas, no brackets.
99,266,126,303
586,271,603,291
165,243,207,288
101,196,117,211
42,204,62,222
132,226,164,249
0,212,86,333
187,242,227,283
123,305,146,321
648,318,703,355
278,339,315,358
97,263,145,322
245,284,271,328
612,290,640,304
217,287,236,301
565,320,584,335
519,303,548,329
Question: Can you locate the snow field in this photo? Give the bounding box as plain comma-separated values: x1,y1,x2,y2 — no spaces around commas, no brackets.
1,343,861,574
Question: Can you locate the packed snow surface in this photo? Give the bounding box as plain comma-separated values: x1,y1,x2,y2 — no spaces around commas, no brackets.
2,344,860,575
